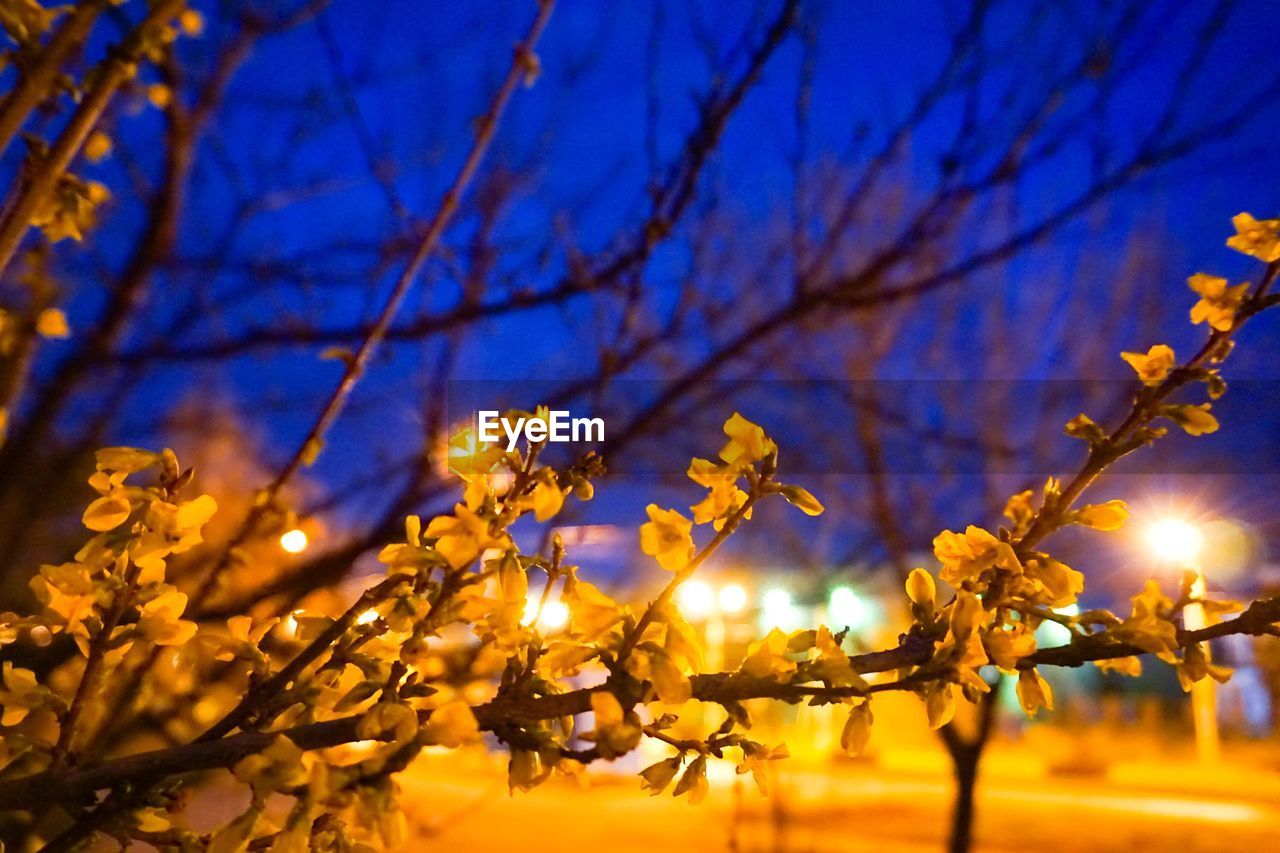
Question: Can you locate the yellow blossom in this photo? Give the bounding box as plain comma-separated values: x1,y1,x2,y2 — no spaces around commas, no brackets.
527,475,565,522
35,308,69,339
687,458,749,526
905,568,935,608
640,649,692,704
1120,344,1174,386
985,626,1037,672
446,427,505,481
0,662,42,726
83,494,132,532
1074,499,1129,531
1114,579,1179,663
1187,273,1249,331
840,701,873,756
95,447,158,473
1023,557,1084,607
424,504,508,569
1016,668,1054,716
232,736,306,798
563,578,622,641
84,131,112,163
639,757,682,795
422,699,479,747
740,627,796,679
1165,402,1219,436
179,9,204,36
717,412,775,466
587,691,641,758
673,754,709,804
137,588,197,646
30,563,95,632
357,701,419,745
1225,212,1280,262
932,525,1019,586
810,625,865,689
778,484,824,516
1176,644,1233,692
1002,489,1035,531
508,749,547,793
924,682,955,729
1095,656,1142,677
736,743,788,795
638,504,695,571
147,83,172,109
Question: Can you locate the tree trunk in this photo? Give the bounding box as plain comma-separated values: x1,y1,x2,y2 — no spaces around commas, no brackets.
941,679,1001,853
948,745,980,853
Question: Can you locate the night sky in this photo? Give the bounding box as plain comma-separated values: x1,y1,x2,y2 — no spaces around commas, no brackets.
8,0,1280,603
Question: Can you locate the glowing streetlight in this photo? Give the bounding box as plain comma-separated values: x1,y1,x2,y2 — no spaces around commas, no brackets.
760,587,804,632
522,594,570,631
718,583,748,614
357,608,379,625
1145,518,1204,564
538,600,570,630
1144,514,1218,764
827,586,873,632
279,528,309,554
676,580,716,620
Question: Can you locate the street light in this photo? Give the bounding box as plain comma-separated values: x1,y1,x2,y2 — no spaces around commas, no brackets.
1144,514,1218,764
676,580,716,620
718,583,748,614
1145,518,1204,564
522,594,569,631
760,587,805,633
279,528,309,554
827,586,873,632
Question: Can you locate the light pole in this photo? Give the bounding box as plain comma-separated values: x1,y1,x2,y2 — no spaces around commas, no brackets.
1146,517,1219,764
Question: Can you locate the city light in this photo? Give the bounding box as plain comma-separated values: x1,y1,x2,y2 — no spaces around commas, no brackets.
1038,603,1079,647
760,587,804,632
279,528,309,554
1145,517,1205,564
718,583,748,614
357,608,379,625
827,586,873,632
523,594,570,631
676,580,716,619
539,600,570,630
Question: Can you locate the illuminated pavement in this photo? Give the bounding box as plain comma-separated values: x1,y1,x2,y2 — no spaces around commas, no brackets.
397,753,1280,851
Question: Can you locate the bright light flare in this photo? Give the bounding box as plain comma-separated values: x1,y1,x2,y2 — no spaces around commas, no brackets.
538,600,570,630
523,595,570,631
357,608,379,625
1145,517,1204,564
718,583,748,614
760,587,804,632
279,528,309,554
828,586,872,631
676,580,716,619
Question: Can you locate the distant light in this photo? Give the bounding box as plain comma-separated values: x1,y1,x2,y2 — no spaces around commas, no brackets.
357,608,379,625
280,528,309,554
718,583,748,614
539,600,570,630
523,594,569,631
676,580,716,620
1038,603,1078,648
828,586,872,632
1146,518,1204,564
761,587,804,632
